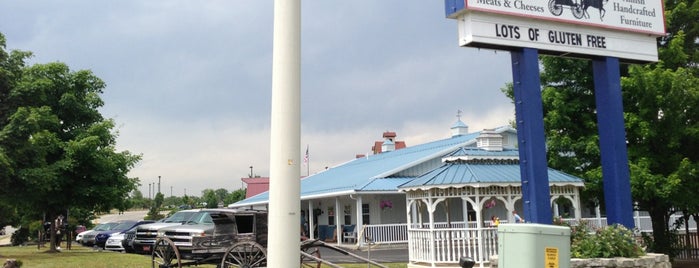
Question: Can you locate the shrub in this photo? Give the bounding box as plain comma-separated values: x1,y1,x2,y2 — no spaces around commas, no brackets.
571,224,645,258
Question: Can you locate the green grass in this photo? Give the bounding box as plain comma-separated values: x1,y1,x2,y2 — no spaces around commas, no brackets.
0,245,407,268
0,245,162,268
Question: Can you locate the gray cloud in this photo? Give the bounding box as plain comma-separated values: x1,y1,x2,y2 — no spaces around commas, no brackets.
1,1,515,197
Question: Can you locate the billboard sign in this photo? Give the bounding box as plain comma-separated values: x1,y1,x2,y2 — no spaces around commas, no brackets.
444,0,666,62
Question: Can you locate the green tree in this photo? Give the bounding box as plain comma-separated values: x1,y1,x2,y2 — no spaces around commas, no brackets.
214,188,229,204
145,192,165,220
202,189,219,208
0,32,141,251
224,188,246,206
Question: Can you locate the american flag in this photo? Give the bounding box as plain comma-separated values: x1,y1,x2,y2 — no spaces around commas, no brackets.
303,145,309,165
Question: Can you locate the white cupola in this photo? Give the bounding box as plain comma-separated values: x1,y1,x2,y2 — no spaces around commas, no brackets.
476,129,504,151
451,110,469,137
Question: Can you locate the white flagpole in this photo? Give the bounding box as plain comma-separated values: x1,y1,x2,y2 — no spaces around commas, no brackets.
268,0,301,266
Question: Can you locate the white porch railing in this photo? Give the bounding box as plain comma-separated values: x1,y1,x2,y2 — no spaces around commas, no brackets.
361,223,408,244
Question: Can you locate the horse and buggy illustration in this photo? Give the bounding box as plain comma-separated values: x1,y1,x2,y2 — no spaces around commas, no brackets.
548,0,608,21
150,209,387,268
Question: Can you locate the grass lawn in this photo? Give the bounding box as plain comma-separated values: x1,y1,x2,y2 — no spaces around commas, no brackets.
0,245,407,268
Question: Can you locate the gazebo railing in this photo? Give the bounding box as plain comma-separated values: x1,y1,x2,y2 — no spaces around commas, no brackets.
407,227,498,266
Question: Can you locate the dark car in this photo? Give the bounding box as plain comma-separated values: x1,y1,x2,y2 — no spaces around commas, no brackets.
93,220,143,249
95,220,153,248
104,220,155,252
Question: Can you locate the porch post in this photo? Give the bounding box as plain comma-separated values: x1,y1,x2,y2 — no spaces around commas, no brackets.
335,197,341,245
355,195,363,246
308,202,314,240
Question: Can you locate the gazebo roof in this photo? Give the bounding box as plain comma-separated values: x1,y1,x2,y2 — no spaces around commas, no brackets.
398,162,585,190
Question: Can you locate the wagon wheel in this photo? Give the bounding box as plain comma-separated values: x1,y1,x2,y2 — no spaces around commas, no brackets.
300,245,322,268
151,237,181,268
220,241,267,268
571,3,584,19
548,0,563,16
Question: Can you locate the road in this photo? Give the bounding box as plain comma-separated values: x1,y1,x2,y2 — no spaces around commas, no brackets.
0,210,149,246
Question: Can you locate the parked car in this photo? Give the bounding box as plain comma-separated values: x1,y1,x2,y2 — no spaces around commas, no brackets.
76,222,116,244
98,220,154,250
74,225,87,236
155,209,228,260
121,226,138,253
80,222,119,246
132,209,201,254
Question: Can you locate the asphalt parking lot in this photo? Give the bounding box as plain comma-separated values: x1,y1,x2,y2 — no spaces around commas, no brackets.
317,246,408,264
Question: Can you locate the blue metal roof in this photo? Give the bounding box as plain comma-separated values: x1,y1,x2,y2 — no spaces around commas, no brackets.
360,177,415,191
232,125,584,207
233,131,483,206
399,162,584,189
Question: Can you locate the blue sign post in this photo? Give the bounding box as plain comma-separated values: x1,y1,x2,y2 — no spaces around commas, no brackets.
510,48,553,224
593,57,634,228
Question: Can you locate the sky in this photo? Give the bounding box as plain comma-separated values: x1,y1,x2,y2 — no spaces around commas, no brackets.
0,1,515,197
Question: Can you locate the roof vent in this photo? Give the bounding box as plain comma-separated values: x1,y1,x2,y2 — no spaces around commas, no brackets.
477,129,503,151
382,139,395,152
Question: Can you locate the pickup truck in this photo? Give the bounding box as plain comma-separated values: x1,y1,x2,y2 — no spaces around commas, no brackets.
156,210,218,260
132,209,203,254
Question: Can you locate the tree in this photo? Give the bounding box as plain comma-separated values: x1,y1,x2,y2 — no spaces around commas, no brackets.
622,33,699,252
0,32,141,251
214,188,229,204
202,189,219,208
145,192,166,221
225,188,246,206
505,22,699,256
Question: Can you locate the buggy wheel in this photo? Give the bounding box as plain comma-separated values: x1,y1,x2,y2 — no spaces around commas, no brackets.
220,241,267,268
151,237,181,268
300,245,322,268
571,3,584,19
548,0,563,16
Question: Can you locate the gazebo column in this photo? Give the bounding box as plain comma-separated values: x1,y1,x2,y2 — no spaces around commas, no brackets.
573,188,582,220
475,196,485,266
428,192,437,267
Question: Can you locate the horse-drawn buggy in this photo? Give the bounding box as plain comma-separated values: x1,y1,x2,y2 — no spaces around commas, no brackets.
151,208,387,268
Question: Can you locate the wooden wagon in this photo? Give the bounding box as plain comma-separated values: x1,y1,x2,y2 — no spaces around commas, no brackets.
151,209,387,268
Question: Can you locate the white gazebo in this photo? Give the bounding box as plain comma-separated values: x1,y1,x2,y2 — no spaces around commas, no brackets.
400,131,585,268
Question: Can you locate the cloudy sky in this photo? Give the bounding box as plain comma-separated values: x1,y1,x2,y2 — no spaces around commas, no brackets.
0,1,515,197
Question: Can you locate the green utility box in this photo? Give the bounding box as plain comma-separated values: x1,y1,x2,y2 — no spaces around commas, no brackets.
498,223,571,268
